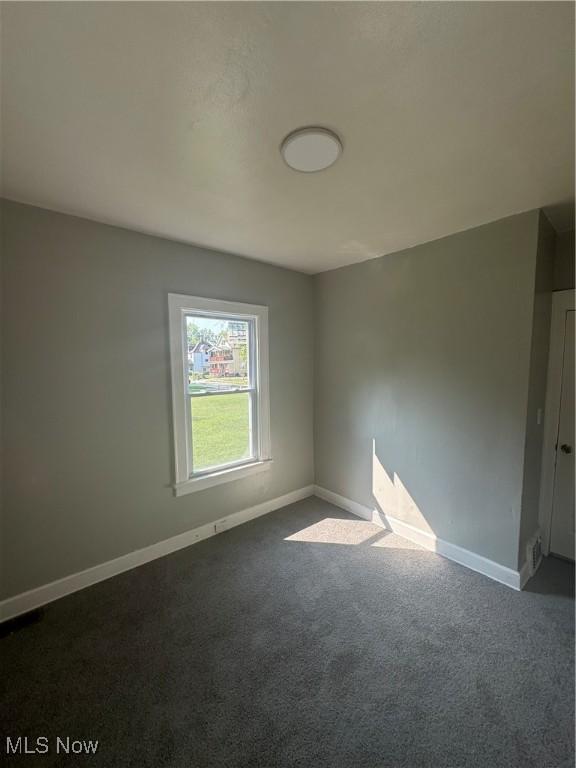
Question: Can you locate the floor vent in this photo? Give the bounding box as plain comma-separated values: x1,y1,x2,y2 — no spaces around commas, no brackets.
0,608,44,638
526,532,543,577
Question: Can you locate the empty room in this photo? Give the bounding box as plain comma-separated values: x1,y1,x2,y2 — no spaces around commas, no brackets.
0,2,574,766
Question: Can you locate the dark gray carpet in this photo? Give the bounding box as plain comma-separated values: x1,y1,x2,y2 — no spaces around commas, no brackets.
1,497,574,767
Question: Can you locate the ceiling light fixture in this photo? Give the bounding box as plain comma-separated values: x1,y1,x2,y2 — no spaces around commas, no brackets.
280,127,342,172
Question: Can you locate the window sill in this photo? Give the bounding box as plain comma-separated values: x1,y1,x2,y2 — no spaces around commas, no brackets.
173,459,273,497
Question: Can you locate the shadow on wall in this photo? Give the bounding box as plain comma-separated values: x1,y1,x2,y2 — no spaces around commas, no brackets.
282,434,438,551
371,438,434,535
369,434,526,572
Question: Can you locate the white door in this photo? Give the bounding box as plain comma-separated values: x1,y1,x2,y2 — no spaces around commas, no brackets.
550,310,575,561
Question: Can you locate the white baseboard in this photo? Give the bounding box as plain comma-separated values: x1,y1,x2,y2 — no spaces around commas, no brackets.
519,560,531,590
314,485,375,522
0,485,314,623
314,485,524,591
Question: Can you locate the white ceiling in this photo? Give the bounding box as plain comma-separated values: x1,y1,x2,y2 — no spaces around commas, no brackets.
2,2,574,274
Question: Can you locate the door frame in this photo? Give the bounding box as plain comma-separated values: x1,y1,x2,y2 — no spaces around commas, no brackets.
539,289,575,555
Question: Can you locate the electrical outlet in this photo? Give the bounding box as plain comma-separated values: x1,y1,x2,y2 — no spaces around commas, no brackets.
214,519,230,534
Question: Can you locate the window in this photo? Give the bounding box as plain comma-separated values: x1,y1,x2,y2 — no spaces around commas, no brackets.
168,294,271,495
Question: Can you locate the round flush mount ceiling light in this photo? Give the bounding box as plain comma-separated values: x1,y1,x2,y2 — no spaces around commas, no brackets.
280,127,342,172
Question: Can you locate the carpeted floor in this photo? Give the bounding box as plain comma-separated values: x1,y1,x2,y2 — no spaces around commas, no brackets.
1,497,574,767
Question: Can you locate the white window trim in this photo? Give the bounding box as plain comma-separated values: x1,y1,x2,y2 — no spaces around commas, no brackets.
168,294,272,497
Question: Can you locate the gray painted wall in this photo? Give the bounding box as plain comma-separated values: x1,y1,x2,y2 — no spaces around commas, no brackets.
0,201,560,598
0,201,314,599
0,202,4,593
518,212,555,562
553,230,575,291
314,212,541,570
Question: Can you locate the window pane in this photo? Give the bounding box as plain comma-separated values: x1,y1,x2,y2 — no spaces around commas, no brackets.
186,315,250,394
191,392,252,472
